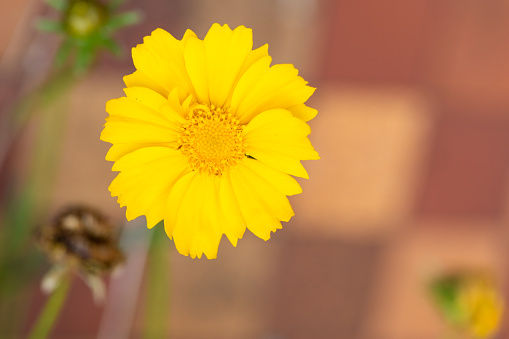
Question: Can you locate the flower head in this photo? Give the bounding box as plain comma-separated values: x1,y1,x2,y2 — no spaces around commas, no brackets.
36,205,124,303
101,24,319,259
38,0,141,73
430,271,504,338
63,0,108,38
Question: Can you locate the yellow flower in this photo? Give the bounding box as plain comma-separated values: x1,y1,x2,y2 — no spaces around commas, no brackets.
101,23,319,259
430,272,504,339
460,275,504,338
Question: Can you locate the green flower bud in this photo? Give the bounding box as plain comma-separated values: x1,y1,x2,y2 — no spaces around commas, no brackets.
63,0,108,38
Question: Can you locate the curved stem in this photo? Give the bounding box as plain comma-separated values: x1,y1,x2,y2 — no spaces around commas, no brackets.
27,276,71,339
144,224,171,339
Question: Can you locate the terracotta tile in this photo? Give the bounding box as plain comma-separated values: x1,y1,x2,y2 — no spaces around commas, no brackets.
271,235,381,339
168,232,277,339
49,68,126,221
364,223,507,339
292,85,433,237
422,0,509,112
417,113,509,219
321,0,433,83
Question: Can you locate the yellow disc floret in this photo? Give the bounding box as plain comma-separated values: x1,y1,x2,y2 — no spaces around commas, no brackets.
178,104,245,175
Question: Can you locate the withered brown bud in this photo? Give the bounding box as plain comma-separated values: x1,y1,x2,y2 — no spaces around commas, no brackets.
36,205,124,276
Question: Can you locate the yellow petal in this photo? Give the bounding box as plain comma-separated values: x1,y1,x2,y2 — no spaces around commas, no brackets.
229,162,294,240
242,158,302,196
105,142,173,161
223,43,269,109
131,28,195,102
249,151,309,178
237,44,269,79
203,24,253,108
103,88,186,167
243,108,310,136
287,103,318,122
123,70,168,98
109,147,188,226
229,55,272,116
180,29,198,51
195,174,222,258
243,109,319,178
183,37,208,104
105,97,176,128
184,24,254,108
111,146,175,171
165,87,194,119
164,172,194,238
232,63,316,123
165,172,222,259
123,86,167,112
101,119,179,144
219,171,247,246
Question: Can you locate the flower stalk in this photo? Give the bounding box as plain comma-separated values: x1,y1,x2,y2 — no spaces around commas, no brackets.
27,275,72,339
144,223,171,339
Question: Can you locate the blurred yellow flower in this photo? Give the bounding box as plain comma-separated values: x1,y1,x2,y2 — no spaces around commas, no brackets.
101,23,319,259
430,271,504,339
460,275,504,338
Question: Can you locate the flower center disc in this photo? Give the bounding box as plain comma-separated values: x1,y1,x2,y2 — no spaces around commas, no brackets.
179,104,245,175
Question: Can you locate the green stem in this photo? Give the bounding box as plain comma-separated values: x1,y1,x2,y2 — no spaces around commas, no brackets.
0,68,76,336
144,224,171,339
1,68,74,263
27,276,71,339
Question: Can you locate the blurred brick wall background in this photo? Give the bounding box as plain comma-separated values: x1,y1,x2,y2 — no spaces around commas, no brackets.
1,0,509,338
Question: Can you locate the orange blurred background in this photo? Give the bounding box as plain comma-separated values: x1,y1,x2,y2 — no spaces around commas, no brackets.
1,0,509,338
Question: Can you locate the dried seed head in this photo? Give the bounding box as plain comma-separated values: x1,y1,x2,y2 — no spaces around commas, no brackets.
36,205,124,276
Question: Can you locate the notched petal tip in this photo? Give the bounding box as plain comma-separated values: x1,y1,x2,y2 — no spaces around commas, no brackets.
125,206,141,221
299,166,310,179
226,235,239,247
204,252,217,260
152,27,170,36
145,216,161,229
260,233,271,241
232,24,252,35
163,219,174,239
99,129,109,143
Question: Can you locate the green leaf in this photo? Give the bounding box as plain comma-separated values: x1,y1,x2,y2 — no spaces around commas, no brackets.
105,11,142,31
44,0,66,11
74,45,95,74
102,38,122,56
54,39,74,68
107,0,127,11
430,277,468,326
36,19,63,33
